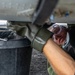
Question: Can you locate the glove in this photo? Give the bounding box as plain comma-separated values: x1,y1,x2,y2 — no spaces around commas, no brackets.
48,24,68,46
9,23,53,52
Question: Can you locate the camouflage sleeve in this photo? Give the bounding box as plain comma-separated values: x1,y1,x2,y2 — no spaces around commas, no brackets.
47,61,56,75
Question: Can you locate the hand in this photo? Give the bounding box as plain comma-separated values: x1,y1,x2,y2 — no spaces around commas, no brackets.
54,26,67,45
48,24,67,46
9,23,53,52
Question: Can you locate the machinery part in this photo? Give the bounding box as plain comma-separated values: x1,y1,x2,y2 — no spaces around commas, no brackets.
50,0,75,24
32,0,58,25
0,0,57,25
0,0,39,22
0,37,32,75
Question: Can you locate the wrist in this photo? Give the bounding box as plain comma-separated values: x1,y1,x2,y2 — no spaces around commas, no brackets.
31,27,53,52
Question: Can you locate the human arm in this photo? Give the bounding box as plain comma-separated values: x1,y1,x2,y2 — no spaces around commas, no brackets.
43,38,75,75
10,23,75,75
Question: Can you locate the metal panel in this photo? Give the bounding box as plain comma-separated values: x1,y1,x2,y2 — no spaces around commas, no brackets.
0,0,39,22
50,0,75,24
32,0,58,25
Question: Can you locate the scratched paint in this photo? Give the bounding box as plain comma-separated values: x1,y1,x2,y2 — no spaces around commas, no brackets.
51,0,75,24
0,0,39,21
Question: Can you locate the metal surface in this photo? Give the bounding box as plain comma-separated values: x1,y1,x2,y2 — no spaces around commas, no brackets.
0,0,75,24
0,38,32,75
0,38,31,49
32,0,58,25
50,0,75,24
0,0,39,22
